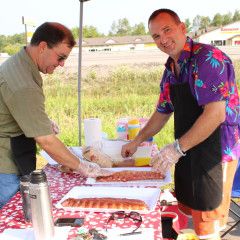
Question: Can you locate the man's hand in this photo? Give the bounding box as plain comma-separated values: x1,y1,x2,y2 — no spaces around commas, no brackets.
50,120,60,135
121,141,139,158
150,142,183,174
77,160,111,178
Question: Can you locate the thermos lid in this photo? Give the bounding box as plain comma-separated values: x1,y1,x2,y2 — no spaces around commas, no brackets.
20,175,30,183
30,169,47,184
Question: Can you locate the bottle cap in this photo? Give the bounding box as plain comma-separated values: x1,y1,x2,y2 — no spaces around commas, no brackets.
128,118,139,125
30,169,47,184
117,125,127,132
147,137,153,142
20,175,30,183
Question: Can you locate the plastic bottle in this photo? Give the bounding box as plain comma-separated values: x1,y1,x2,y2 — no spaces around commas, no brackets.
128,118,140,140
116,118,128,140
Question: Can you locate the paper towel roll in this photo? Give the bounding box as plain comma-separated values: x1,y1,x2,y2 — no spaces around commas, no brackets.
83,118,102,146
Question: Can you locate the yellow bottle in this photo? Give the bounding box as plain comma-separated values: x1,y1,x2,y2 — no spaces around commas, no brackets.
128,118,140,140
134,157,151,166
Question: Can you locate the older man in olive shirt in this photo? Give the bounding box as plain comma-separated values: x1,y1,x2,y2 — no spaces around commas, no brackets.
0,22,108,208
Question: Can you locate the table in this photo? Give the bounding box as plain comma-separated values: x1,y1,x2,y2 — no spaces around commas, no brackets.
0,165,187,239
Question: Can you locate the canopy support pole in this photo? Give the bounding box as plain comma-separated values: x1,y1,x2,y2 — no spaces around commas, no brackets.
78,0,89,145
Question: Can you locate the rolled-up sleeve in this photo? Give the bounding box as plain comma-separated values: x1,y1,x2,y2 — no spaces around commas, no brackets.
156,82,174,114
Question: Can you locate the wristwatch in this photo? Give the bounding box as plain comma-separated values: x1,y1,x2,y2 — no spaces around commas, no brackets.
174,139,186,156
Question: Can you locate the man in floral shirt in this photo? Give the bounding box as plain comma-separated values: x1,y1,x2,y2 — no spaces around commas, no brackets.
122,9,239,240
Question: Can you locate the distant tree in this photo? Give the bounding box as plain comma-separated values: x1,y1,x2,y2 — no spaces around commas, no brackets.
184,18,192,32
108,21,117,36
71,27,79,39
211,13,223,26
233,10,240,21
0,35,7,52
131,22,146,35
200,16,211,30
3,43,22,55
192,15,201,32
83,25,103,38
0,33,24,54
8,33,24,45
109,18,132,36
222,12,232,25
71,26,103,39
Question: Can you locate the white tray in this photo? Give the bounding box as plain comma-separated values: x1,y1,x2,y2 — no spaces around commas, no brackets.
55,186,160,214
86,167,172,187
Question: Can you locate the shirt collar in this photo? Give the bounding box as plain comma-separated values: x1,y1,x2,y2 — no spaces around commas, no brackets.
19,47,43,87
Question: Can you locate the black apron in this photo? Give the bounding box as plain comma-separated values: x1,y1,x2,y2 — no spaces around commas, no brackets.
170,82,223,211
11,134,37,176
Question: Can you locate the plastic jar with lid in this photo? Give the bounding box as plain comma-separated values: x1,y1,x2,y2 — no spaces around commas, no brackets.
128,118,140,140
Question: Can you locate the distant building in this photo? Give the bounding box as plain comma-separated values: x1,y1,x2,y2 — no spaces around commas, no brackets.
71,22,240,54
193,21,240,46
0,53,10,65
73,35,156,53
0,53,9,57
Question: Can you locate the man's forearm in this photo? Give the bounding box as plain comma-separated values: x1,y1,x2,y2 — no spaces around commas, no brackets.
135,111,172,144
35,134,80,170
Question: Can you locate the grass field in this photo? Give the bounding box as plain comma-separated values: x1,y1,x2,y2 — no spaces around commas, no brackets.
42,64,174,146
37,61,240,169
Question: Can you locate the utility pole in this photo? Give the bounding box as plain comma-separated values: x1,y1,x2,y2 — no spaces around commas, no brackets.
22,16,28,46
22,16,35,45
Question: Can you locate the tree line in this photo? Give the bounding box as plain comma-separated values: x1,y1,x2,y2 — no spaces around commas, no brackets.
1,10,240,55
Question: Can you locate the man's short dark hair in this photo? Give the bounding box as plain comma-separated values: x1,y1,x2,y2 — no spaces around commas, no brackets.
148,9,181,26
30,22,76,48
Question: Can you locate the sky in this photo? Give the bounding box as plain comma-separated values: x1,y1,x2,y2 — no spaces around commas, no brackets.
0,0,239,36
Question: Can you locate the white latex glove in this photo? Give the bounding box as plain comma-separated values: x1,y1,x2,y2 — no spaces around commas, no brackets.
150,142,183,174
77,160,112,178
51,120,60,135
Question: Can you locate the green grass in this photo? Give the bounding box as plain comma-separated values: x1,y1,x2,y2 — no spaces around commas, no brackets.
43,64,174,147
37,61,240,193
42,61,240,149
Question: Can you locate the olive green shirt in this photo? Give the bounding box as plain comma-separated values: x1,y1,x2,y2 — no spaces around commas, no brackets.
0,48,52,174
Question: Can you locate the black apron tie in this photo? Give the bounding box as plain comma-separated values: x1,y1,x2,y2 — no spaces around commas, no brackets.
170,82,223,210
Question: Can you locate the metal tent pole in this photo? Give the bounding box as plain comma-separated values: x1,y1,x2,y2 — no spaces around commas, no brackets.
78,0,90,145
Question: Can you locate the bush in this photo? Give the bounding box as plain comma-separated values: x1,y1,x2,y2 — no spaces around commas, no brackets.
3,43,23,55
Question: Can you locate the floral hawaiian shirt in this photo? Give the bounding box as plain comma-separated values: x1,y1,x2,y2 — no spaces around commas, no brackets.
157,37,240,162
